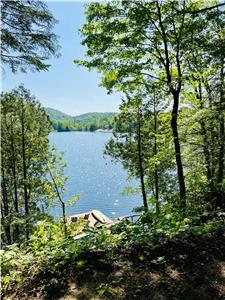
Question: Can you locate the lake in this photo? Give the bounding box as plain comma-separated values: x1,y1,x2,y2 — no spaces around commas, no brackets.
49,132,141,220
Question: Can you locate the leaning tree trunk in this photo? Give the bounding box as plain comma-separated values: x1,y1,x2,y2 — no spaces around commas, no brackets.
47,165,67,236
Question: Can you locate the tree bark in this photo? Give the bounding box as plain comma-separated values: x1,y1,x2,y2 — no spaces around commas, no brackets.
156,2,186,212
1,168,12,244
9,118,20,240
137,106,148,211
196,83,215,197
217,59,225,207
153,98,159,216
21,100,29,240
10,120,19,213
171,91,186,212
200,120,215,195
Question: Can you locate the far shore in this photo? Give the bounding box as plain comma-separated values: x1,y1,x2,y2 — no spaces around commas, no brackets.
52,128,113,133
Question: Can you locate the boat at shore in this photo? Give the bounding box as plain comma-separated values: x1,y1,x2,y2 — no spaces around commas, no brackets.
67,210,113,227
94,128,113,133
67,210,141,240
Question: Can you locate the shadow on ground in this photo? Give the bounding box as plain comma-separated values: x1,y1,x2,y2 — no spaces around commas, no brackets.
43,230,225,300
7,229,225,300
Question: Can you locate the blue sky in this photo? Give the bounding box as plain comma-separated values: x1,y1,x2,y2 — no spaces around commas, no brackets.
2,1,121,115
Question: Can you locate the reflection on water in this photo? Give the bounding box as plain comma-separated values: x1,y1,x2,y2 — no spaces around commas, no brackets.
49,132,141,219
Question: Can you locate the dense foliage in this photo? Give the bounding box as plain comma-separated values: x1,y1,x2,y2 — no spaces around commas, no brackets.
1,212,224,298
1,86,68,245
1,0,59,72
77,0,225,214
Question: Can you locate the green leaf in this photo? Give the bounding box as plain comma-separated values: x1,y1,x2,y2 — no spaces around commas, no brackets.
66,195,80,208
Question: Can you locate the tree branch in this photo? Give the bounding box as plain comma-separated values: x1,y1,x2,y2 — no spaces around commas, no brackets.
176,2,225,14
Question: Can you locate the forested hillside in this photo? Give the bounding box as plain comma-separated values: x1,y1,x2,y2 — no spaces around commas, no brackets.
45,107,73,121
45,107,117,131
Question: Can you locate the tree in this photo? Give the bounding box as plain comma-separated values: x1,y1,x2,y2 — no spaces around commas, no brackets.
105,85,174,214
1,0,59,72
76,0,225,215
89,123,97,132
76,0,185,211
46,158,68,236
1,86,56,243
180,4,225,209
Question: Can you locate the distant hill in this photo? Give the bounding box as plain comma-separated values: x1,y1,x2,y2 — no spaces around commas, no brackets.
74,112,117,123
45,108,117,132
45,107,73,121
45,108,117,122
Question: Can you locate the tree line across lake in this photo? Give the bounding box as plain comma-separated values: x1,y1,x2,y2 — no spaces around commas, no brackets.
45,107,117,132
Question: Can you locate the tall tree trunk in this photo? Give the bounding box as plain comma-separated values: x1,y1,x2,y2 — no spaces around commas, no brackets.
10,122,19,213
1,168,12,244
9,119,20,240
137,106,148,211
1,204,11,245
204,81,218,206
196,83,214,197
207,88,216,201
171,91,186,213
153,99,159,216
3,112,20,241
217,59,225,207
200,120,215,195
21,101,29,240
156,2,186,212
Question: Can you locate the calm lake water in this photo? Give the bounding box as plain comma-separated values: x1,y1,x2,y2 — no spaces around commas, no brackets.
49,132,141,220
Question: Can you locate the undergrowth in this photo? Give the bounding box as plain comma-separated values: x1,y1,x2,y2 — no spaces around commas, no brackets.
1,211,224,298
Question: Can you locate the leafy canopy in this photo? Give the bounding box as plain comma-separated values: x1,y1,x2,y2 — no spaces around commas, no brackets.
1,0,59,72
